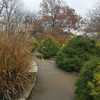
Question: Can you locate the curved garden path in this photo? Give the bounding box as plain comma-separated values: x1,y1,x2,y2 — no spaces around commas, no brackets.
29,59,78,100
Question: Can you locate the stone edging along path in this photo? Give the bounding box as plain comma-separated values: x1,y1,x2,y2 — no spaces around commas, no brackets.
18,62,38,100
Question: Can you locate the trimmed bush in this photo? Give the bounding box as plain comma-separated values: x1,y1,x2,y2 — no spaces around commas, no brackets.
38,37,60,59
0,32,33,100
75,57,100,100
32,37,39,52
56,36,99,72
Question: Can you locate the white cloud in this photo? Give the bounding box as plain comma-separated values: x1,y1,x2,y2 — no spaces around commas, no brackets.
22,0,41,12
22,0,98,16
66,0,98,16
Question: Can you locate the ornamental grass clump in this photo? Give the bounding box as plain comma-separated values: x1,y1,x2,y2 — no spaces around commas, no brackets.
0,32,33,100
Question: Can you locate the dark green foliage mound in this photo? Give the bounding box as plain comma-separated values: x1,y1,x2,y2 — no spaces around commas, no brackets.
56,36,99,72
32,37,39,52
38,37,60,59
75,58,100,100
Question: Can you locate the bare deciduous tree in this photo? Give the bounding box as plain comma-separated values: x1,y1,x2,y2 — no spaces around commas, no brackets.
40,0,64,30
0,0,25,33
40,0,80,32
85,4,100,33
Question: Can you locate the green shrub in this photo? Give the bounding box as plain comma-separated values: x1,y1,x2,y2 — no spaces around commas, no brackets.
32,37,39,52
75,57,100,100
38,37,60,59
56,36,99,72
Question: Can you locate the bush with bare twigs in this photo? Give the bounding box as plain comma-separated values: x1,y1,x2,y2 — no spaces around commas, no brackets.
0,32,33,100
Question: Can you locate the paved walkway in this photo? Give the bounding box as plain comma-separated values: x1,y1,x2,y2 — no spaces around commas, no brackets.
29,59,77,100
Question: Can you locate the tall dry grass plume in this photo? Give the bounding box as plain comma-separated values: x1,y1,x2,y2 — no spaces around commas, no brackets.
0,32,33,100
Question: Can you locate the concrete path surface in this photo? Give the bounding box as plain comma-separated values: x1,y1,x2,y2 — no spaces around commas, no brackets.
28,59,77,100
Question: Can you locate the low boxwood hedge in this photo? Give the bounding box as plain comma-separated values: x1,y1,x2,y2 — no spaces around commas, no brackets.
56,36,99,72
75,57,100,100
38,37,60,59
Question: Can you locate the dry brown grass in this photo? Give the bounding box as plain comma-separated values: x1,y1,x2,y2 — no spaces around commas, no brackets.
0,32,33,100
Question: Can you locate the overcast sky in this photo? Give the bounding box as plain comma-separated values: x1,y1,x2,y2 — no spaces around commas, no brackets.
22,0,98,16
